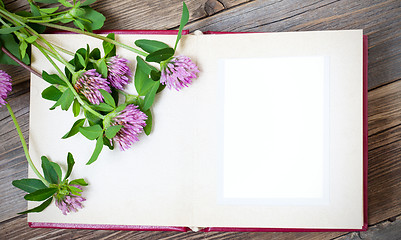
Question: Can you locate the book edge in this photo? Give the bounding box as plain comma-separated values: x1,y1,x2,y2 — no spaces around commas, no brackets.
28,31,368,233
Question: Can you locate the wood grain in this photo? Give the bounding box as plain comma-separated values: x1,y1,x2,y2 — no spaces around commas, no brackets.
368,80,401,136
1,0,401,239
186,0,401,89
1,215,346,240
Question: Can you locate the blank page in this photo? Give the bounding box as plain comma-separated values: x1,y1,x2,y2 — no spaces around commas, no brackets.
192,30,363,229
222,56,329,203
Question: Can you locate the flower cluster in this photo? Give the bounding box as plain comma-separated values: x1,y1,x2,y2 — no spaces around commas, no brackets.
107,56,131,90
160,56,199,91
111,104,148,151
55,185,86,215
73,57,132,105
74,69,111,105
0,70,12,106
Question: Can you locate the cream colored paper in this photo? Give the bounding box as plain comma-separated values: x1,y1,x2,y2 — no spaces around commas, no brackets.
28,30,363,229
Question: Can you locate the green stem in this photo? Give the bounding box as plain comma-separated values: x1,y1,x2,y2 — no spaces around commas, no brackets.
34,43,105,119
0,15,10,26
52,43,74,56
40,22,149,57
43,44,97,64
27,15,66,23
24,10,69,19
6,103,49,186
1,46,42,78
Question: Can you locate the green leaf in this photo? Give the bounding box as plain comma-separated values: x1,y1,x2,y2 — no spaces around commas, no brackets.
156,83,166,93
72,99,80,117
143,81,160,111
135,39,170,54
77,52,86,68
0,0,4,8
0,34,30,66
42,86,62,101
18,197,53,214
99,89,115,108
74,20,86,31
24,188,57,201
69,178,88,186
42,71,67,86
58,0,73,7
96,58,108,78
33,0,59,3
25,35,38,43
49,162,62,183
69,186,82,196
64,152,75,180
41,156,59,184
103,135,114,150
86,136,103,165
29,3,41,17
50,89,74,111
150,70,161,81
134,57,158,96
143,109,152,135
62,118,85,139
78,7,106,31
61,89,74,110
145,48,174,63
114,103,127,113
102,33,115,58
134,67,151,96
174,2,189,51
12,179,47,193
89,48,101,60
81,0,97,6
90,103,114,112
40,7,59,14
19,41,28,60
73,48,86,71
0,26,25,34
79,125,103,140
136,56,157,75
105,125,122,139
84,110,101,124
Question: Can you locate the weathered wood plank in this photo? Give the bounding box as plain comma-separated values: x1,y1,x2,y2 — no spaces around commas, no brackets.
0,90,30,222
335,215,401,240
368,80,401,136
186,0,401,89
4,0,251,30
368,138,401,224
0,215,345,240
1,0,401,239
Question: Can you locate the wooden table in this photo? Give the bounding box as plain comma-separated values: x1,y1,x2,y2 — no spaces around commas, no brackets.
1,0,401,239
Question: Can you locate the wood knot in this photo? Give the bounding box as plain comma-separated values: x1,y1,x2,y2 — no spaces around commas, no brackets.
204,0,225,16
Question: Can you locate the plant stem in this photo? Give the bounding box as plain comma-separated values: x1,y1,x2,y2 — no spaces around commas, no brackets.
1,47,42,78
34,43,105,119
6,103,49,186
27,15,66,24
39,22,149,57
24,10,70,19
51,43,74,56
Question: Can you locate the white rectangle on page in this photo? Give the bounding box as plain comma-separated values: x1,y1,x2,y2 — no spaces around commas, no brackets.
221,56,329,204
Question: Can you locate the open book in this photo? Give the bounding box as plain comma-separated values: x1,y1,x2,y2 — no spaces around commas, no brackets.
28,30,367,232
